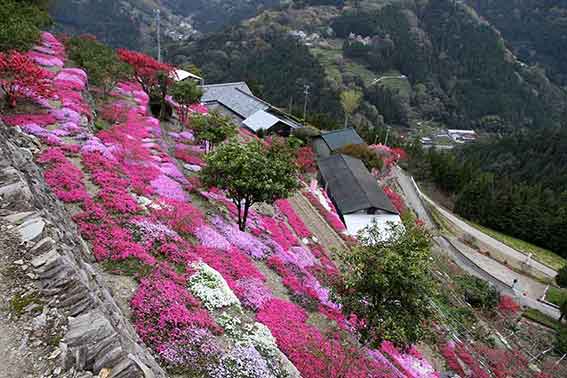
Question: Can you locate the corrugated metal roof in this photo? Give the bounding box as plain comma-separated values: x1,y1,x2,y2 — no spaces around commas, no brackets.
320,128,364,151
201,82,254,103
243,110,281,132
317,154,398,215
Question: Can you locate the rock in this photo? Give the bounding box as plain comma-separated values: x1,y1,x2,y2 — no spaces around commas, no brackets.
30,237,55,254
98,369,111,378
32,310,48,329
31,249,59,268
16,218,45,242
3,211,36,224
183,163,201,172
48,349,61,360
14,259,24,265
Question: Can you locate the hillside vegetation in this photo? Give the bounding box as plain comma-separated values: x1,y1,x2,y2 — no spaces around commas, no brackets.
465,0,567,86
172,0,566,135
408,127,567,259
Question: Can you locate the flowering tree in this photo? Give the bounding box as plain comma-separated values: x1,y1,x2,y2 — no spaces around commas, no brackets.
296,146,317,173
0,51,53,108
200,141,300,231
116,48,172,95
171,79,203,125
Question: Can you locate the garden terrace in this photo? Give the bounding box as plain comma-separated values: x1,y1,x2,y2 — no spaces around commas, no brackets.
6,30,538,378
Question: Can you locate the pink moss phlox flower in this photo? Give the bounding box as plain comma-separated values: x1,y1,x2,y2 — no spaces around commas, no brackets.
210,216,270,259
131,217,181,247
275,199,312,239
303,190,346,233
131,269,222,352
159,162,188,184
2,113,57,127
380,341,438,378
194,246,268,305
26,51,64,67
150,174,187,202
234,278,273,311
260,215,299,251
195,225,231,251
97,186,140,214
37,147,88,203
151,199,205,236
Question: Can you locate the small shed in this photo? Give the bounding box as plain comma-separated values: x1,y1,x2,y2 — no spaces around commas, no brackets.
317,154,401,237
313,128,365,158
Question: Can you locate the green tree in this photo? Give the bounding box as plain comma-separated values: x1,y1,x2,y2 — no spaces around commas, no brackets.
190,112,237,151
200,141,300,231
333,219,434,348
0,0,51,51
65,36,131,96
171,80,203,125
557,265,567,289
560,300,567,323
340,89,362,128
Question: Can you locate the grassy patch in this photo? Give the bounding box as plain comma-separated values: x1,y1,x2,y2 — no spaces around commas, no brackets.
102,258,153,278
9,292,42,317
523,308,561,330
467,222,566,271
547,287,567,306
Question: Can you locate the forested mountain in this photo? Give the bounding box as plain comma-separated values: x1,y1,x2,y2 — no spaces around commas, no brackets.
49,0,284,50
465,0,567,87
171,0,567,133
409,128,567,258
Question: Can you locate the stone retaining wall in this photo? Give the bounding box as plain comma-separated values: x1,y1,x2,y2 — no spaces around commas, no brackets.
0,123,168,378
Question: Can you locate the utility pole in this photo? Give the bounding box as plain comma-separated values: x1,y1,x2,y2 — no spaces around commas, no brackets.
303,84,310,121
155,9,161,62
384,125,391,146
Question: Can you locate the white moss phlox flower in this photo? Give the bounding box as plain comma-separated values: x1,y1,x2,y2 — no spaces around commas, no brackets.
188,262,240,310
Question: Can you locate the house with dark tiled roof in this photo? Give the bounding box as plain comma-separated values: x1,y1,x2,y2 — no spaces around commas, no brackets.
313,128,365,158
317,154,402,238
200,82,303,136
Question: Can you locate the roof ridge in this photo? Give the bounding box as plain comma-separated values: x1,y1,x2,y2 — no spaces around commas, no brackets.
336,154,397,214
202,82,248,88
323,127,356,136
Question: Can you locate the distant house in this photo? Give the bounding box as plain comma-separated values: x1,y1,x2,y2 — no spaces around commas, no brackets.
312,128,365,158
448,129,477,144
317,154,402,238
200,82,303,136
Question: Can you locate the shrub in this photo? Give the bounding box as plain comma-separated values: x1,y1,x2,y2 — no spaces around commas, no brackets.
66,36,131,95
338,143,383,171
555,327,567,355
556,265,567,288
0,0,51,51
457,276,498,310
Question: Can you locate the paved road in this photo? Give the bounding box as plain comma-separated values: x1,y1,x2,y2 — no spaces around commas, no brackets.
393,167,561,319
370,75,408,86
394,167,435,229
415,181,557,280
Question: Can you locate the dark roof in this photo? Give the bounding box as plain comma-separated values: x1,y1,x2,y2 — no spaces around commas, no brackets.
201,82,303,132
320,128,364,152
202,83,268,119
317,154,398,215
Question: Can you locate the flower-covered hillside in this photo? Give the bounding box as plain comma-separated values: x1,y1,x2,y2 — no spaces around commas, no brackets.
2,32,440,378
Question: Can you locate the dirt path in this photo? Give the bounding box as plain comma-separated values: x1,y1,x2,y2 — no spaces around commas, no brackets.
288,193,347,254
